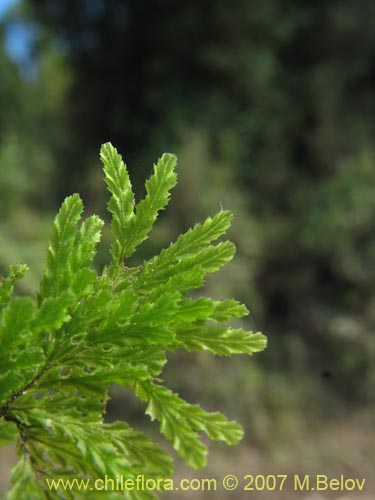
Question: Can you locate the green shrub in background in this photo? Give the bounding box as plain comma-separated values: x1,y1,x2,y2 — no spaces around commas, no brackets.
0,143,266,499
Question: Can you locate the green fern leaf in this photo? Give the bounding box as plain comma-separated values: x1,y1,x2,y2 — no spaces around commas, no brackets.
135,380,243,469
71,215,104,272
39,194,83,299
138,211,234,291
102,143,177,263
121,153,177,257
176,326,267,356
101,142,135,264
0,298,43,407
9,455,45,500
0,419,17,445
1,142,267,499
0,263,28,312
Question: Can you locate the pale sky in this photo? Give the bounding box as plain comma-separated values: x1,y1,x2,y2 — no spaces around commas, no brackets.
0,0,18,18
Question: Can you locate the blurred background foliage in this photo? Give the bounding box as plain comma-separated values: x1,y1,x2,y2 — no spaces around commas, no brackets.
0,0,374,492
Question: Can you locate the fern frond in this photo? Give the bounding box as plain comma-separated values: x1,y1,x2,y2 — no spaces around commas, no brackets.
1,142,267,499
0,419,18,445
72,215,104,272
39,194,83,299
121,153,177,258
176,326,267,356
102,144,177,265
138,211,234,291
0,297,42,407
9,455,45,500
0,263,28,312
135,380,243,469
101,142,135,264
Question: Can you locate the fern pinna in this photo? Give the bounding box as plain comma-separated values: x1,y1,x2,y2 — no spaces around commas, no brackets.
0,143,266,499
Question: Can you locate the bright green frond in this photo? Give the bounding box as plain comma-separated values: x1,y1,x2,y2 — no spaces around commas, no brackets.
173,297,248,324
0,297,44,407
101,142,135,263
176,326,267,356
210,298,249,322
72,215,104,272
138,211,234,290
39,194,83,299
114,152,177,260
1,143,266,499
135,380,243,469
0,419,18,446
9,455,45,500
0,263,28,312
